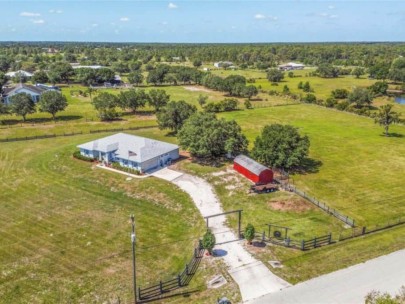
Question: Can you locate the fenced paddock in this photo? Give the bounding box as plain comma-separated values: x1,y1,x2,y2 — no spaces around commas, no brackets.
274,175,355,227
137,241,204,301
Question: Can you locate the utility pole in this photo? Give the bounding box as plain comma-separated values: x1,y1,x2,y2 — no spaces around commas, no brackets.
130,214,137,304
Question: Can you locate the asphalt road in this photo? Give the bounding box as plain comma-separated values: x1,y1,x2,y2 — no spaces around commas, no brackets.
250,249,405,304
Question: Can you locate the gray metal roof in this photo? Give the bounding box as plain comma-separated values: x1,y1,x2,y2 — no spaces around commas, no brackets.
2,84,46,96
234,154,270,175
77,133,179,163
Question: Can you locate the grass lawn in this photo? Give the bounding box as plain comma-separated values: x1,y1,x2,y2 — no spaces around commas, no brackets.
219,104,405,227
251,223,405,284
0,129,241,303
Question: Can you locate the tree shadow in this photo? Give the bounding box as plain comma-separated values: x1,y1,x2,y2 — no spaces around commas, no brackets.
191,157,226,168
379,132,404,138
292,158,323,174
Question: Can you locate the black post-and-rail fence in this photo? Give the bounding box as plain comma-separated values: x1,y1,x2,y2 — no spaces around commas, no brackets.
255,216,405,251
137,240,204,302
0,125,157,143
273,174,355,227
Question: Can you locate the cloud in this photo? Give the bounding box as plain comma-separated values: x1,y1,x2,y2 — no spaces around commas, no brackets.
254,14,266,19
168,3,178,9
92,23,98,27
328,5,335,9
31,19,45,24
254,14,278,21
49,9,63,14
20,12,41,17
120,17,130,22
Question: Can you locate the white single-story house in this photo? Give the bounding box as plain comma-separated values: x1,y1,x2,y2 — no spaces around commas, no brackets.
278,62,305,71
77,133,180,173
214,61,233,68
5,70,33,78
1,84,48,104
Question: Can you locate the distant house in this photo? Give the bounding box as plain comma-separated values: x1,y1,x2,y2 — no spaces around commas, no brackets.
5,70,33,78
233,154,274,184
77,133,180,173
278,62,305,71
203,67,210,71
1,83,53,104
214,61,233,68
71,65,104,70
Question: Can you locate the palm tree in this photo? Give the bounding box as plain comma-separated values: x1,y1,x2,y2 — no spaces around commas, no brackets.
374,104,401,136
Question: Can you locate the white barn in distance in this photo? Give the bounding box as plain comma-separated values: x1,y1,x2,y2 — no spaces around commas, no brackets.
77,133,179,173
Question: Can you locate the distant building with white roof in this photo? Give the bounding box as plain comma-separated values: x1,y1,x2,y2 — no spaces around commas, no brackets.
278,62,305,71
5,70,33,78
214,61,233,68
77,133,179,172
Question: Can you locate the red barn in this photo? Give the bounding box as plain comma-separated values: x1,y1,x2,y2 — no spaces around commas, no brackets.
233,155,273,184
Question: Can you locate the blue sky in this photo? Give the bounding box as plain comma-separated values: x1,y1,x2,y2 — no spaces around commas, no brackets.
0,1,404,42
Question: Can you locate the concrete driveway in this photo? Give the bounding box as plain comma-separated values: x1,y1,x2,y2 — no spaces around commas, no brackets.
251,249,405,304
152,168,291,302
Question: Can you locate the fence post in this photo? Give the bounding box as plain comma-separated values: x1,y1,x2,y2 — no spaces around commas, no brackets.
314,237,317,248
262,231,265,242
286,237,291,247
301,240,305,250
138,287,141,300
159,281,163,293
328,233,332,244
178,274,182,287
362,227,366,235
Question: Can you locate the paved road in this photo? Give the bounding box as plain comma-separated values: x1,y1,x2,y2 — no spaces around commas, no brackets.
152,168,291,302
251,249,405,304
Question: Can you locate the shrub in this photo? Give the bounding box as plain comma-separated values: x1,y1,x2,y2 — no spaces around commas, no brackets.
335,100,350,111
244,224,255,244
325,97,337,108
244,99,253,109
111,162,141,175
73,150,95,162
202,229,216,255
302,93,317,104
331,88,349,99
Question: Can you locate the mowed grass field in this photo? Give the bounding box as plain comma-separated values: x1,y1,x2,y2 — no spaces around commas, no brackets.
220,104,405,227
0,129,244,303
0,84,243,139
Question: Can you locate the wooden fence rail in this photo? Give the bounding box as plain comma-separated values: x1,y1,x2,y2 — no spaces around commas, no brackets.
273,175,355,227
0,125,157,143
138,241,204,301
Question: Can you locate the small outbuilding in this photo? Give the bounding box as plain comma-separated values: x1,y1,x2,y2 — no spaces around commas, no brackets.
233,155,273,184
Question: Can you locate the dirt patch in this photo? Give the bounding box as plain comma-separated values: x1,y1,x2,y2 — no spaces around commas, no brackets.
269,200,314,212
183,85,212,92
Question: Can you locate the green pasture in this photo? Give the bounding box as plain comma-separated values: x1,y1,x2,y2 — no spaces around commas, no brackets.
0,84,235,139
219,104,405,226
0,130,243,303
256,75,376,100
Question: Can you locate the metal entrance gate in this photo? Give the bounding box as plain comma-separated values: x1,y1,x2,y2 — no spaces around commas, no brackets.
204,209,243,241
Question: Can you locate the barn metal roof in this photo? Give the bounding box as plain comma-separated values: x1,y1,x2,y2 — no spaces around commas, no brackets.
234,154,270,175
